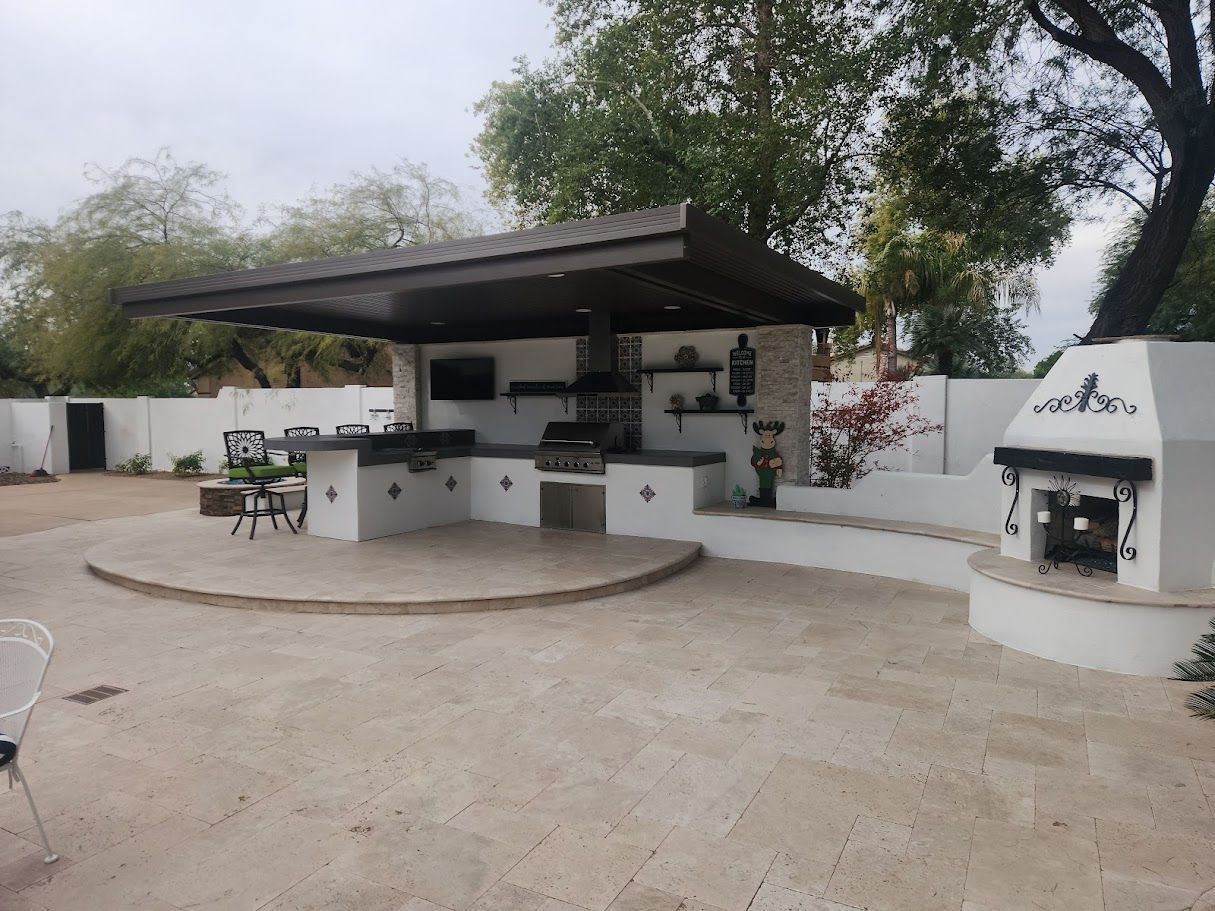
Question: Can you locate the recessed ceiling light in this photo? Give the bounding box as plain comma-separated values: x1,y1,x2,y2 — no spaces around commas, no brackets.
575,308,592,313
430,320,446,326
664,305,681,310
548,273,566,278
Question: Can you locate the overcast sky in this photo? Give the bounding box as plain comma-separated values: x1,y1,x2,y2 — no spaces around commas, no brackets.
1,0,1115,364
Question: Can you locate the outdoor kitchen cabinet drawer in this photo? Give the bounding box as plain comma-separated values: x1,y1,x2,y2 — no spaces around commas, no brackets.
540,482,606,534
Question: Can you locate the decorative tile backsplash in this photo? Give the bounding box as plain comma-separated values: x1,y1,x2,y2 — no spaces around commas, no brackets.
576,335,642,450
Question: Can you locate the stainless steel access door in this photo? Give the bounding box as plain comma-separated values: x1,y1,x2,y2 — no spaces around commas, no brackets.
540,482,606,533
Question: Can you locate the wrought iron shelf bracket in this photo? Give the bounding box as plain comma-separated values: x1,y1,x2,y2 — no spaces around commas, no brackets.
1002,466,1020,535
640,366,722,393
501,392,570,415
664,408,754,434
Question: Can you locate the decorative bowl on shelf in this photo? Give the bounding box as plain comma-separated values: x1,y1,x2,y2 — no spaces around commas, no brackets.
695,392,718,411
674,345,699,368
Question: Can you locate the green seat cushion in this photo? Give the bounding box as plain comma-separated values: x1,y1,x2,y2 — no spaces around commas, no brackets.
228,464,296,481
290,462,307,476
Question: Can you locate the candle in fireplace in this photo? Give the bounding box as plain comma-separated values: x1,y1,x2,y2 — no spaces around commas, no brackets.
1074,516,1090,531
1038,510,1052,524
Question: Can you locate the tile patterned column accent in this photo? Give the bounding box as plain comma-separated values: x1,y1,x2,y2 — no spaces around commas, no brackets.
755,325,813,485
392,344,421,430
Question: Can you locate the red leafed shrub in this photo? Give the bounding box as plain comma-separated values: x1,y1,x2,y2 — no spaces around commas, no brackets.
810,379,943,488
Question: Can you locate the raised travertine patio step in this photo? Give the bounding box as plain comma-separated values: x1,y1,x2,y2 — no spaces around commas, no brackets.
86,516,700,614
694,502,998,548
969,547,1215,607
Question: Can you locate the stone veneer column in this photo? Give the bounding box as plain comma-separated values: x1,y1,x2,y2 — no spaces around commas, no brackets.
392,344,421,430
754,325,813,485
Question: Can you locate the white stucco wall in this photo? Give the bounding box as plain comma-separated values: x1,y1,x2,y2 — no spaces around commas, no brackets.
641,329,757,496
419,338,577,444
778,456,1000,533
944,379,1039,475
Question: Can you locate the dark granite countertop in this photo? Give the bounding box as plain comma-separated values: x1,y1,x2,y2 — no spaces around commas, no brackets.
267,433,725,469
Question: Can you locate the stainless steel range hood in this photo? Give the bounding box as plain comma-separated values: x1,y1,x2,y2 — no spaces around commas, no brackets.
564,309,638,395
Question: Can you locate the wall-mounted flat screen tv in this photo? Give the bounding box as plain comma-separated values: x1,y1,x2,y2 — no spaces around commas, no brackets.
429,357,495,401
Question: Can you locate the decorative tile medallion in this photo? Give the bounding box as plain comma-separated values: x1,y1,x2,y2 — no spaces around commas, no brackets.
388,481,402,500
639,484,656,503
445,475,458,492
325,485,338,503
500,475,513,491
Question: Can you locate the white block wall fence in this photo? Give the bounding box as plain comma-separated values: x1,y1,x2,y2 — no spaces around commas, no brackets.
2,373,1035,486
1,385,392,475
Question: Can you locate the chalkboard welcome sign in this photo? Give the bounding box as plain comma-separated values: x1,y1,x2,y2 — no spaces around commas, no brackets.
729,333,756,406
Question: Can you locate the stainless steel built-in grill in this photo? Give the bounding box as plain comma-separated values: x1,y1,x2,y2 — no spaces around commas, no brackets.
534,421,624,474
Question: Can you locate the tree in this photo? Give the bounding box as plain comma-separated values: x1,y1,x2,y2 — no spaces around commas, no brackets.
906,296,1033,377
268,159,479,260
1033,348,1067,377
1093,191,1215,339
1173,615,1215,719
475,0,897,263
890,0,1215,340
262,159,482,387
0,153,481,394
0,150,272,394
852,198,1038,377
809,380,943,487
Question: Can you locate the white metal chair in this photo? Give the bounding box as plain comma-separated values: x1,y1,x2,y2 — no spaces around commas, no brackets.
0,620,59,863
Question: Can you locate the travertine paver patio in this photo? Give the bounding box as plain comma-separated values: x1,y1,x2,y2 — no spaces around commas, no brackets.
2,505,1215,910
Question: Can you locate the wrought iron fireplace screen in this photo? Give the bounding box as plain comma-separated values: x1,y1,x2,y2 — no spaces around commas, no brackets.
1038,479,1122,577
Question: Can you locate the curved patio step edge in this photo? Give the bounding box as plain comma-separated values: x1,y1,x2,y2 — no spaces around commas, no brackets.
86,541,701,615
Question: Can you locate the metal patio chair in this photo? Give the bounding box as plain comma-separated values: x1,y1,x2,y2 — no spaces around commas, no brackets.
335,424,370,435
0,619,59,864
222,430,298,539
383,422,414,432
282,426,319,525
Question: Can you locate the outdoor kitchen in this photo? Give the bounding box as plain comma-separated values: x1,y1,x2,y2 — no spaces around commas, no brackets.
113,205,860,546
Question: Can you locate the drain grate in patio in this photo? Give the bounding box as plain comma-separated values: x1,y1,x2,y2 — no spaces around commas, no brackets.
62,684,127,705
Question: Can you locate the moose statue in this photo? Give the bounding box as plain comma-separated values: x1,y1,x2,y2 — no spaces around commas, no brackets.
748,420,785,508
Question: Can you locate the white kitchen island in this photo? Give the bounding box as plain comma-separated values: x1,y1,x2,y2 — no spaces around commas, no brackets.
269,432,727,543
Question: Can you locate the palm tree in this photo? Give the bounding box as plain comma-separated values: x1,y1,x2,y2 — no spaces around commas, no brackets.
1173,617,1215,719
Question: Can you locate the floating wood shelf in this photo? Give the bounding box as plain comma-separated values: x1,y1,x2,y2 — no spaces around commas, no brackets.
664,408,754,433
639,366,723,393
501,391,570,414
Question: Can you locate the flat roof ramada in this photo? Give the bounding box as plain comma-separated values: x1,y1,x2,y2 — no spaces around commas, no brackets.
110,204,864,343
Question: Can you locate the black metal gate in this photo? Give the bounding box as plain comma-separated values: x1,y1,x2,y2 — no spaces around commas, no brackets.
66,403,106,470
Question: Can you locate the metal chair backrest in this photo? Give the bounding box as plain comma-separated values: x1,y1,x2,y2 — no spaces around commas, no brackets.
384,422,414,433
224,430,271,469
0,620,53,748
335,424,370,435
283,426,320,464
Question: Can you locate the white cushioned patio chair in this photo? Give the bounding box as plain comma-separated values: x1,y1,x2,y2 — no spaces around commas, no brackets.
0,619,59,863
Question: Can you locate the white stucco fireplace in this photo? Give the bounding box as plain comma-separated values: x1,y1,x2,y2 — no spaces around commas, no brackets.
968,338,1215,675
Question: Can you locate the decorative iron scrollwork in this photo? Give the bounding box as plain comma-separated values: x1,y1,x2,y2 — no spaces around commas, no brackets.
1113,479,1138,561
1001,466,1019,535
1033,372,1137,416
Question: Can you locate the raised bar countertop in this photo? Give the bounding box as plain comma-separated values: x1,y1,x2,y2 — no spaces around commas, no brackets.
266,433,726,468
